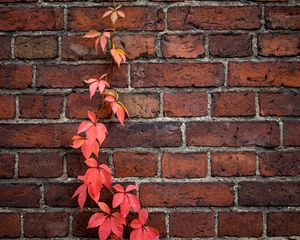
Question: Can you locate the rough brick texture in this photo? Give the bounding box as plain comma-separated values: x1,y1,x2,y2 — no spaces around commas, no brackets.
0,0,299,239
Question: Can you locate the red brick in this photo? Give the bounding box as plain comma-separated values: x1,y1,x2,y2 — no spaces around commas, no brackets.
15,36,58,59
19,153,63,178
0,122,181,148
44,183,111,207
119,93,160,118
0,36,11,59
170,212,214,237
131,63,224,87
163,92,208,117
61,34,105,61
239,182,300,206
0,184,40,207
66,92,111,119
211,152,256,177
186,122,279,147
0,94,15,119
0,213,20,238
117,34,156,59
168,6,260,30
19,94,63,119
161,34,204,58
259,152,300,177
36,64,128,88
24,213,69,238
259,92,300,116
267,212,300,236
104,122,181,148
72,212,98,237
284,121,300,146
162,152,207,178
68,7,164,31
265,7,300,30
113,152,157,177
0,64,32,89
212,92,255,117
67,152,109,177
0,124,76,148
0,8,63,31
252,0,287,1
0,154,14,178
218,212,263,237
228,62,300,87
140,183,234,207
258,33,300,56
209,34,252,57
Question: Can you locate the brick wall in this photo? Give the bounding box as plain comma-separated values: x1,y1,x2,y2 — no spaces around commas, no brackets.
0,0,299,239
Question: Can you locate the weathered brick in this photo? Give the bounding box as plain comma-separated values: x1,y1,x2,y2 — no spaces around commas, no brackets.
119,93,160,118
131,63,224,87
209,34,252,57
104,122,181,148
211,152,256,177
258,33,300,56
68,7,164,31
140,183,234,207
0,36,11,59
67,152,109,177
0,8,63,31
186,122,279,147
0,65,32,89
218,212,263,237
0,124,76,148
0,213,20,238
19,94,63,119
117,34,156,59
0,122,181,148
72,212,98,237
0,94,15,119
0,184,40,207
168,6,260,30
0,0,37,2
259,92,300,116
66,92,111,119
284,121,300,146
0,154,15,178
239,182,300,206
163,92,208,117
113,152,157,177
161,34,204,58
265,7,300,30
36,64,128,88
44,183,111,207
62,34,156,60
19,153,63,178
267,212,300,236
170,212,214,237
211,92,255,117
162,152,207,178
228,62,300,87
15,36,58,59
24,213,69,238
259,152,300,177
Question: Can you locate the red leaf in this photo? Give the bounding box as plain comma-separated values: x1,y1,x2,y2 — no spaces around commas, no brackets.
113,193,125,208
83,30,101,39
77,121,93,134
113,184,124,193
88,111,97,123
72,184,87,211
85,158,98,168
126,185,136,192
110,216,124,237
98,202,111,214
87,213,106,228
127,193,141,212
139,209,148,225
98,218,111,240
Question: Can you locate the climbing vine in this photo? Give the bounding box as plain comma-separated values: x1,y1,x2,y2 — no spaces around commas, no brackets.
71,4,160,240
